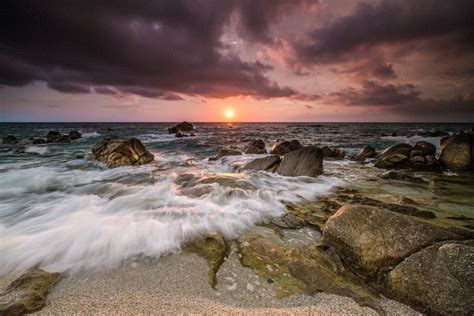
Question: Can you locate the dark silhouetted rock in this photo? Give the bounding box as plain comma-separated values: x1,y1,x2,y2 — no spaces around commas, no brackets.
322,205,460,275
352,146,376,161
388,241,474,315
412,141,436,156
242,155,281,172
32,138,46,144
276,146,323,177
2,135,19,144
46,131,70,143
438,132,474,172
321,146,346,159
245,139,267,154
92,137,154,168
168,121,194,134
270,139,303,155
68,130,82,140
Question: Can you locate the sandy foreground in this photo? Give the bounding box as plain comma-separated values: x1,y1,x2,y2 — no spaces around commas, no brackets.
1,250,419,315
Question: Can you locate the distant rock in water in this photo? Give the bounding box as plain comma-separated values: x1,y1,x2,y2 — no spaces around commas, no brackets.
276,146,323,177
375,142,440,171
270,139,303,155
242,155,281,172
321,146,346,159
68,130,82,140
168,121,194,134
352,145,376,161
92,137,154,168
244,139,267,154
46,130,81,143
208,148,241,161
2,135,19,144
439,132,474,172
0,269,60,315
32,138,47,144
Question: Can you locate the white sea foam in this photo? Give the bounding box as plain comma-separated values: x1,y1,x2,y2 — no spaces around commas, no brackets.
0,157,341,274
82,131,101,138
24,145,48,155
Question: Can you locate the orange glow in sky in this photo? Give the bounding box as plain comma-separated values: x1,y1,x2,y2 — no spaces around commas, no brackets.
225,109,234,119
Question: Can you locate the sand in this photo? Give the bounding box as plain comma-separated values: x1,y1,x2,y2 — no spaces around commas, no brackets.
0,250,421,315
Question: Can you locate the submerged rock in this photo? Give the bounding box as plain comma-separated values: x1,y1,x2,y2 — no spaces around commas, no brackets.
321,146,346,159
0,269,60,315
322,205,460,276
387,241,474,315
183,233,230,288
270,213,306,229
270,140,303,155
92,137,154,168
208,148,242,161
2,135,19,144
242,155,281,172
379,170,425,183
439,132,474,172
352,145,376,161
167,121,194,134
244,139,267,154
276,146,323,177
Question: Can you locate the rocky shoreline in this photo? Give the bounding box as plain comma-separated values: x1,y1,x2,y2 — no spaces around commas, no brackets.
1,123,473,315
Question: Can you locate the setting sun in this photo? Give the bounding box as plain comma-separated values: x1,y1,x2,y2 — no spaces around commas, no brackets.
225,109,234,119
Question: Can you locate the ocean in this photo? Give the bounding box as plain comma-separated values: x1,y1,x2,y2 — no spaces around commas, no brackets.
0,122,473,273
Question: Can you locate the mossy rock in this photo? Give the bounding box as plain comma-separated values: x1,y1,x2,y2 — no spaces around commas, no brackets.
183,233,230,288
0,269,60,315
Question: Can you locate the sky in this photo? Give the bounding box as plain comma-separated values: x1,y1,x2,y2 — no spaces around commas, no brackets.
0,0,473,122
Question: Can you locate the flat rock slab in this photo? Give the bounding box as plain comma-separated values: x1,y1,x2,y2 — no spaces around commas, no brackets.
276,146,323,177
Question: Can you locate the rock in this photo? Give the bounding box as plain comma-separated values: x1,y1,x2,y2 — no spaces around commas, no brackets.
32,138,46,144
409,150,423,157
190,132,195,137
374,154,409,169
387,241,474,315
75,154,84,159
379,143,413,159
275,146,323,177
175,132,184,138
270,140,303,155
438,132,474,172
418,130,449,137
321,146,346,159
183,233,229,288
0,269,60,315
46,131,70,143
352,146,376,161
92,137,154,168
2,135,19,144
270,213,306,229
209,148,242,161
242,155,281,172
244,139,267,154
379,170,425,183
409,155,425,167
412,141,436,156
68,130,82,140
322,205,460,276
168,121,194,134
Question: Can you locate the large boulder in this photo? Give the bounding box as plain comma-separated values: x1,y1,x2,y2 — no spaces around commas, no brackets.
0,269,60,315
270,140,303,155
388,241,474,315
411,141,436,156
275,146,323,177
242,155,281,172
321,146,346,159
352,145,376,161
208,148,242,161
378,143,413,159
322,205,460,275
374,154,409,169
92,137,154,168
167,121,194,134
244,139,267,154
2,135,19,144
438,132,474,172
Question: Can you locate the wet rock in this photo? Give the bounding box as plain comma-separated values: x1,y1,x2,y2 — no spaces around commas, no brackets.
92,137,154,168
322,205,460,276
242,155,281,172
270,213,306,229
0,269,60,315
409,155,425,167
387,241,474,315
276,146,323,177
379,170,425,183
46,131,70,143
439,132,474,172
321,146,346,159
352,146,376,161
208,148,241,161
2,135,19,144
270,140,303,155
183,233,230,288
244,139,267,154
379,143,413,159
190,132,195,137
374,154,409,169
412,141,436,156
32,138,46,144
68,130,82,140
168,121,194,134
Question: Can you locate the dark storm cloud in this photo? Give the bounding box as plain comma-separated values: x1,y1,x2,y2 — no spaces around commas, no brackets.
0,0,300,99
293,0,474,64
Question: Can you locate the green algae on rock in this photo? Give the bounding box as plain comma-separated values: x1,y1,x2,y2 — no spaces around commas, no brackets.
183,233,230,289
0,269,60,316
